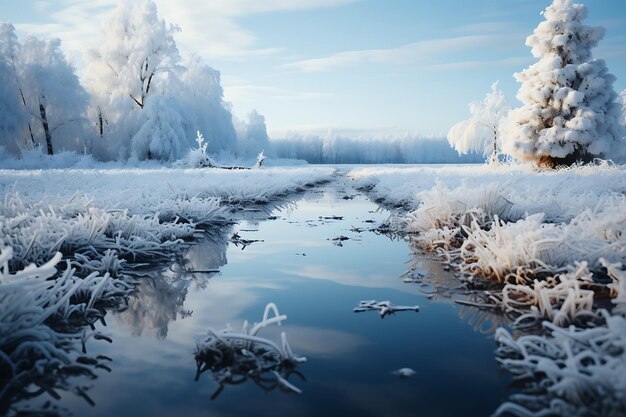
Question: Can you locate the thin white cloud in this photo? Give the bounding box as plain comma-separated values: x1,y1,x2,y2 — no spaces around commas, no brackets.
18,0,359,61
279,34,520,72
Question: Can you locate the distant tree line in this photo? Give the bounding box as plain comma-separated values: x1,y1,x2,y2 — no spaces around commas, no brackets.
271,133,484,164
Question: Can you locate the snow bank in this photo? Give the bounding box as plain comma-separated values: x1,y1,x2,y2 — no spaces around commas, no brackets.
349,162,626,314
0,166,334,268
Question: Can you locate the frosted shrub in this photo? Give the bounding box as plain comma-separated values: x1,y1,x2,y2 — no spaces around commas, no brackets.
255,150,266,169
448,82,510,162
406,183,513,251
184,131,215,168
194,303,306,398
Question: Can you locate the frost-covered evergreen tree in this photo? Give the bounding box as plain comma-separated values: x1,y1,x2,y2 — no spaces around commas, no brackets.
448,82,509,163
0,23,88,155
502,0,624,167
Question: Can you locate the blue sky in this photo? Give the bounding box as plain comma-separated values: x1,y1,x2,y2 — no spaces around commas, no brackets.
4,0,626,137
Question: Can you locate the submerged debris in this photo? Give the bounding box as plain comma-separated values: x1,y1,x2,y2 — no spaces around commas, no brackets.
322,215,344,220
391,368,416,378
229,232,264,250
354,300,420,318
194,303,307,399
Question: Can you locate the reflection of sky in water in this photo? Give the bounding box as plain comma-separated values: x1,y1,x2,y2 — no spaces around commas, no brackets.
58,182,510,417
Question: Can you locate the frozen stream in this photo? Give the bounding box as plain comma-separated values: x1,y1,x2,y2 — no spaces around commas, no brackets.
45,173,509,417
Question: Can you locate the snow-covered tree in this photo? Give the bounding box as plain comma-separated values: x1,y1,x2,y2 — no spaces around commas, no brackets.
176,55,237,154
501,0,624,167
236,109,270,158
0,23,88,155
619,90,626,125
448,82,509,163
85,0,181,158
0,24,27,151
130,94,186,161
85,1,239,161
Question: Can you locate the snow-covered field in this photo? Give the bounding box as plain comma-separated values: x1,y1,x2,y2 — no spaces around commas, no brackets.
350,163,626,416
0,167,335,267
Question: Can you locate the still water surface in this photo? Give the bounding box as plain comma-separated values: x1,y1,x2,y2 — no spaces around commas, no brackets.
58,176,510,417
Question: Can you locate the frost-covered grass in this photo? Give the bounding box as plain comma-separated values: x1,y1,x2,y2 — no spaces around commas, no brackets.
351,162,626,417
0,165,333,413
350,162,626,314
0,166,334,268
0,247,134,416
350,163,624,266
0,166,335,206
495,265,626,417
194,303,306,399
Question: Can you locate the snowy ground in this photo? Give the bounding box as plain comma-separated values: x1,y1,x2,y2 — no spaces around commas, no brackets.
0,166,335,267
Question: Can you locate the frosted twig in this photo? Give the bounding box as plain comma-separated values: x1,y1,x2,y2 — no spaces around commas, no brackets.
354,300,420,318
194,303,306,399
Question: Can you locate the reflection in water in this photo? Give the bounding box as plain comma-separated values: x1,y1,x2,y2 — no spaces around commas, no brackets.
0,224,235,416
114,228,231,339
115,276,191,339
194,303,307,400
404,242,509,334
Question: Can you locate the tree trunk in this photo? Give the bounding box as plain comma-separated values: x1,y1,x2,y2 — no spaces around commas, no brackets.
489,126,498,164
97,108,104,138
39,102,53,155
17,88,35,145
537,150,592,169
